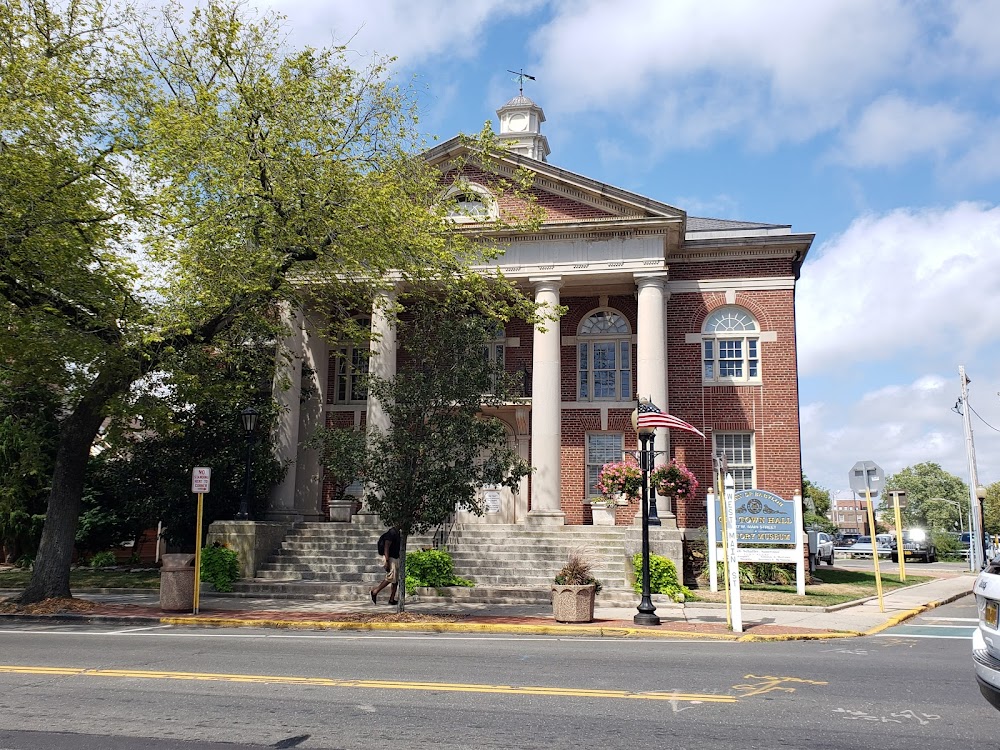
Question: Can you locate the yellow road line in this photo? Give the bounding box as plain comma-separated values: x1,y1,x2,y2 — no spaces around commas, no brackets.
0,665,736,702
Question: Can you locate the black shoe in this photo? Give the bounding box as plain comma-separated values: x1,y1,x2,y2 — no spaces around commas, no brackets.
370,590,377,604
388,599,398,605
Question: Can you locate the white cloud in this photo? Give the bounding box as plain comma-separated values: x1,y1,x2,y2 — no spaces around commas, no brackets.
257,0,543,64
947,0,1000,73
796,202,1000,376
530,0,917,145
799,373,1000,493
833,95,974,168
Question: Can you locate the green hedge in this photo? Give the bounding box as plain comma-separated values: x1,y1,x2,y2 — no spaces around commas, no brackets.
200,545,240,592
404,548,473,595
632,553,692,602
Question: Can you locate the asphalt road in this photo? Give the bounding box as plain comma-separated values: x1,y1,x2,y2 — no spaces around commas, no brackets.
0,596,991,750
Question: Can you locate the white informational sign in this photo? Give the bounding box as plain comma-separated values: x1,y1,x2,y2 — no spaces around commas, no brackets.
191,467,211,494
707,487,806,598
484,489,502,514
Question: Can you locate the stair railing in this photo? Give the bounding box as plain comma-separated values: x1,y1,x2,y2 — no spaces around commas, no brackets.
433,512,456,549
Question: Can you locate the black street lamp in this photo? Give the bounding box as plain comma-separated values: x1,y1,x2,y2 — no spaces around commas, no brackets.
236,407,259,520
630,408,660,626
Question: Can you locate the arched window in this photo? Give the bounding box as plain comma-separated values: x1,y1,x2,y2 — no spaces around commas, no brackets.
578,310,632,401
702,307,760,383
334,317,370,403
442,183,497,223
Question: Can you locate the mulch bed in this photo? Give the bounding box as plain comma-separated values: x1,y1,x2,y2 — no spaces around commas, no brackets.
0,596,104,615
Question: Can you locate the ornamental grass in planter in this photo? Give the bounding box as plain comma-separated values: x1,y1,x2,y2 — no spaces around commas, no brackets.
552,553,603,623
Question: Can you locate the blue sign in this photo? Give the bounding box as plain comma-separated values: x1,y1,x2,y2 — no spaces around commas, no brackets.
711,489,796,545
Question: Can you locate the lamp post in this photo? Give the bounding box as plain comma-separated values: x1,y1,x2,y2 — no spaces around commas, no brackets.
630,408,660,626
236,407,259,521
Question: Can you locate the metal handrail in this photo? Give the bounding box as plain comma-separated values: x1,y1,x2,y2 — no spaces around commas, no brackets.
432,512,456,549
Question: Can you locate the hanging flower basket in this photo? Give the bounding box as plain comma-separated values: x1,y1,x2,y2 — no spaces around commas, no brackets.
649,460,699,504
597,457,642,501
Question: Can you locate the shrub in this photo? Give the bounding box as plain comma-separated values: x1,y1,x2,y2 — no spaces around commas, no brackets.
404,548,474,595
88,550,117,568
200,545,240,592
714,561,796,585
632,553,692,602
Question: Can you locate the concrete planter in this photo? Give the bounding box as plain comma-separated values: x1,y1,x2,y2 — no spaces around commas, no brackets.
551,583,596,623
591,503,617,526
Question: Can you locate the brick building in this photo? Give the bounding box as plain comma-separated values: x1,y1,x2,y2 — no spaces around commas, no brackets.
266,92,814,571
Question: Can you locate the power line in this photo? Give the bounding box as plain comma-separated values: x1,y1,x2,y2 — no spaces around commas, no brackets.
969,402,1000,433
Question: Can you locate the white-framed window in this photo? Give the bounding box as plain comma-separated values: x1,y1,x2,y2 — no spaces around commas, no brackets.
484,327,506,394
702,307,760,384
442,183,498,223
587,432,624,498
578,310,632,401
714,432,754,491
334,317,370,404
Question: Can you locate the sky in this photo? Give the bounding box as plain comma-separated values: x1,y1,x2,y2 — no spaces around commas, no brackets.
243,0,1000,495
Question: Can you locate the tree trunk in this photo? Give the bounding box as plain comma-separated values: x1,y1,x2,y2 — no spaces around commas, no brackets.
17,367,135,604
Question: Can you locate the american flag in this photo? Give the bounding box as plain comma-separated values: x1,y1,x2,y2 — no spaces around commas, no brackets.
636,400,706,439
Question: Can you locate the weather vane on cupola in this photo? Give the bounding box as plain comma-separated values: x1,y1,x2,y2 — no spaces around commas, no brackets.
507,68,536,96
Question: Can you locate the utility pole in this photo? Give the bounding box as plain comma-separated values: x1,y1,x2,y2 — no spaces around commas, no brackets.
960,365,986,570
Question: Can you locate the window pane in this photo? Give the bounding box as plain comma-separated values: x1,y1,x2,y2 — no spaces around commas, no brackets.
719,340,742,377
587,433,623,496
594,371,616,398
593,342,616,370
715,433,754,490
620,341,631,399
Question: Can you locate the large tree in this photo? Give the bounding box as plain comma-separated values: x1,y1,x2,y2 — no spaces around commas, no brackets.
879,462,968,530
363,294,533,612
1,0,536,602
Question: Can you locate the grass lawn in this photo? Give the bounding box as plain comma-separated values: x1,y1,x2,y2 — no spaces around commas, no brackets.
688,568,932,607
0,567,161,590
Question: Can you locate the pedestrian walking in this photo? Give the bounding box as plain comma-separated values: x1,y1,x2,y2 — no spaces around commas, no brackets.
370,525,400,605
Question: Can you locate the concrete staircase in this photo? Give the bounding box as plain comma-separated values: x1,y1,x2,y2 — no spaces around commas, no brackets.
230,517,643,606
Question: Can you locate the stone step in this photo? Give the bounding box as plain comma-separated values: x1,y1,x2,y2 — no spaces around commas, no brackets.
227,580,639,607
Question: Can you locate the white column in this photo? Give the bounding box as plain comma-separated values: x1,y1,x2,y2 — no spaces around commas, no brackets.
292,306,329,521
635,273,674,520
363,288,397,514
268,303,305,522
528,278,565,525
366,287,398,436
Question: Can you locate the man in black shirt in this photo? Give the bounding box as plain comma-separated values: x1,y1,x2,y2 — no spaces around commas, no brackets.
370,526,400,605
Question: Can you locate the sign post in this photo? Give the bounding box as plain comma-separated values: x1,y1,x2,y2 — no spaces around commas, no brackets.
850,460,884,612
888,490,907,581
722,473,743,633
191,467,211,615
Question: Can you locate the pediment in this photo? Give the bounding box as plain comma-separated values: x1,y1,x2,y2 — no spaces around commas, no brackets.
424,136,686,231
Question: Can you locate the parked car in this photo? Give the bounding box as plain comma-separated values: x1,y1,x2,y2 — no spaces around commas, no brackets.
834,533,860,548
808,531,835,567
849,535,891,559
961,532,998,562
973,560,1000,710
890,529,937,563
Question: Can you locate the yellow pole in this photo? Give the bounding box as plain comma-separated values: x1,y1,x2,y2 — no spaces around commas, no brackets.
193,493,204,615
718,466,732,630
865,488,884,612
893,494,906,582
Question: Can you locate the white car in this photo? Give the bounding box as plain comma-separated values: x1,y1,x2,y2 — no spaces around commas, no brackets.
808,531,835,567
973,563,1000,710
848,535,892,559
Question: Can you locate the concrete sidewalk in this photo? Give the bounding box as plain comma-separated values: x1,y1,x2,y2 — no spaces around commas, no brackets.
0,572,976,641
